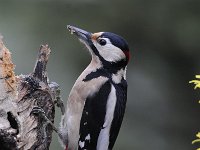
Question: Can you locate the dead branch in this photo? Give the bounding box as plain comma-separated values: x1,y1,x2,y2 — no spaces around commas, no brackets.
0,38,60,150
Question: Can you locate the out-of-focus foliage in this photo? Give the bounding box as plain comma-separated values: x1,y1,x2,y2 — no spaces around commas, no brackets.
190,75,200,150
192,132,200,150
190,75,200,90
0,0,200,149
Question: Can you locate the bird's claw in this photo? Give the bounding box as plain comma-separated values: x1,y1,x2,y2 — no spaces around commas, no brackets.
30,106,59,133
30,106,45,117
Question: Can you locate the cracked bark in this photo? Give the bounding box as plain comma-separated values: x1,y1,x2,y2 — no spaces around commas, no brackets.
0,37,60,150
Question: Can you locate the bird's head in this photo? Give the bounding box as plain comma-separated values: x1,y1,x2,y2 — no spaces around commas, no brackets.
67,25,130,72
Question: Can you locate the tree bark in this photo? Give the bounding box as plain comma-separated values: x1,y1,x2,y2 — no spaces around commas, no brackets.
0,37,60,150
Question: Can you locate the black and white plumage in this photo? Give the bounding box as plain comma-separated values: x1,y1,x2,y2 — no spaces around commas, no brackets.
59,25,130,150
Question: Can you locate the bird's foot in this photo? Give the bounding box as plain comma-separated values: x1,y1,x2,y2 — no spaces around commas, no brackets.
49,82,65,115
30,106,58,133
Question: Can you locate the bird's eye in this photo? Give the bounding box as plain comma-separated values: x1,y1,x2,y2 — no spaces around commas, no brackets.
98,39,107,46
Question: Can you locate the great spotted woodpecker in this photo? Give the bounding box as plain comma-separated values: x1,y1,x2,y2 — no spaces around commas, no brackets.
59,25,130,150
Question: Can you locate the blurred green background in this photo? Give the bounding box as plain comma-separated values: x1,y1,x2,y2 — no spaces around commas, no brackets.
1,0,200,149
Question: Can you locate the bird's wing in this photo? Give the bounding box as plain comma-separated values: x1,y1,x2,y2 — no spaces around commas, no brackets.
78,81,111,150
109,79,127,149
78,79,127,150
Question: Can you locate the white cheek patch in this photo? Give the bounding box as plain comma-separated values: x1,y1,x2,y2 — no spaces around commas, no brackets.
95,39,126,62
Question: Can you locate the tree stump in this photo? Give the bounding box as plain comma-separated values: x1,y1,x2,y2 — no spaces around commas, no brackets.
0,37,60,150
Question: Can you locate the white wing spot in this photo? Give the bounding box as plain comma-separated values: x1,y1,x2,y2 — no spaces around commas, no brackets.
79,141,85,148
85,134,90,141
84,122,87,125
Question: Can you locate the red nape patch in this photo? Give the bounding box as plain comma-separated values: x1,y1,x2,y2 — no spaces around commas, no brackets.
65,145,68,150
124,50,130,62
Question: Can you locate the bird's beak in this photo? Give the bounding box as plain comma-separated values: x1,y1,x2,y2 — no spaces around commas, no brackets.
67,25,92,44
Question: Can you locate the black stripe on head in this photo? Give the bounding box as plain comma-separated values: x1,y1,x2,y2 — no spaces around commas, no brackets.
101,32,130,63
89,43,127,74
101,32,129,52
88,32,129,74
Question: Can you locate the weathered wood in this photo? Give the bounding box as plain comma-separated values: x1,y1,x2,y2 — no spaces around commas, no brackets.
0,38,60,150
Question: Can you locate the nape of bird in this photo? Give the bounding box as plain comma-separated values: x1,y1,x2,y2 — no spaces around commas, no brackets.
59,25,130,150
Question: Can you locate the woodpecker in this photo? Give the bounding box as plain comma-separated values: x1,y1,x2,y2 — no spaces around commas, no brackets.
59,25,130,150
